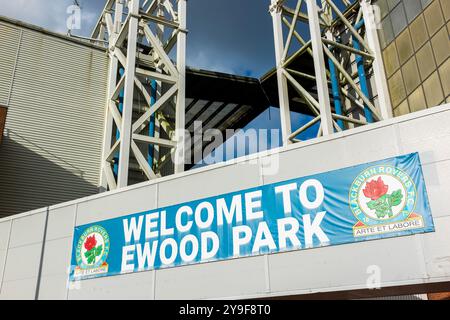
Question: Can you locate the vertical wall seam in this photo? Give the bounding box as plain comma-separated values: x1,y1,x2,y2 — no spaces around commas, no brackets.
34,206,49,300
259,156,266,187
6,29,23,106
66,203,79,300
416,234,429,280
152,269,157,300
393,122,404,156
152,183,159,300
0,219,13,295
264,254,271,293
155,180,159,208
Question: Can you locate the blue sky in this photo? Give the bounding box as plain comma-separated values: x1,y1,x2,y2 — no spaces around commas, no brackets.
196,107,319,167
0,0,278,77
0,0,353,77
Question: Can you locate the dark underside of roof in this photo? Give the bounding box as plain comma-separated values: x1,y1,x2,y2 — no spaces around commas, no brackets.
185,52,318,135
184,67,270,169
186,67,270,131
183,58,317,169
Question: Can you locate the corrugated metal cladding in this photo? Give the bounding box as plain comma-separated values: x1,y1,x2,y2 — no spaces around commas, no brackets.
0,20,109,218
0,23,19,104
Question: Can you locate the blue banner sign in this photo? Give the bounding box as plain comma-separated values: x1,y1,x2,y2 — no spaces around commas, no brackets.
70,153,434,280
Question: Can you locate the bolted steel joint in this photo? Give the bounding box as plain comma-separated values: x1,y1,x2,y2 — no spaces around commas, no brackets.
269,0,284,14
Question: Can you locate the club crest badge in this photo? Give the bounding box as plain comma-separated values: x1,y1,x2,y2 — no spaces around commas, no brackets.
349,165,424,237
73,225,110,279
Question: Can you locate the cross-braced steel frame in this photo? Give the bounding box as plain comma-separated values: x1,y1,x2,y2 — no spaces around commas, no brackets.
91,0,187,191
270,0,392,145
91,0,393,191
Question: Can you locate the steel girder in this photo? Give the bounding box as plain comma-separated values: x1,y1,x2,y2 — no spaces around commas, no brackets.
270,0,393,144
94,0,187,191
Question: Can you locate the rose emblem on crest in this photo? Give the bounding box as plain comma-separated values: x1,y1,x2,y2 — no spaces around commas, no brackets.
349,164,417,228
75,225,110,270
83,235,104,265
362,177,403,219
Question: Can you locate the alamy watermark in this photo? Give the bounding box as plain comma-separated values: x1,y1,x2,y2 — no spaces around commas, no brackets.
169,121,282,176
366,264,381,290
66,5,81,32
67,265,81,291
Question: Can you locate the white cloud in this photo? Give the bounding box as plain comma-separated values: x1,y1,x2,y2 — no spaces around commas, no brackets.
0,0,96,35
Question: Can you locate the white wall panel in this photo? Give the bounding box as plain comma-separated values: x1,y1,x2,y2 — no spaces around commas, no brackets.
37,237,72,300
9,211,45,248
422,216,450,279
67,272,154,300
46,205,76,241
41,237,72,277
341,124,402,164
397,110,450,164
0,221,11,251
155,256,267,299
37,274,69,300
261,137,347,184
158,160,262,207
268,235,427,295
3,243,42,281
0,277,37,300
0,250,6,286
421,161,450,218
75,184,158,225
0,221,11,294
